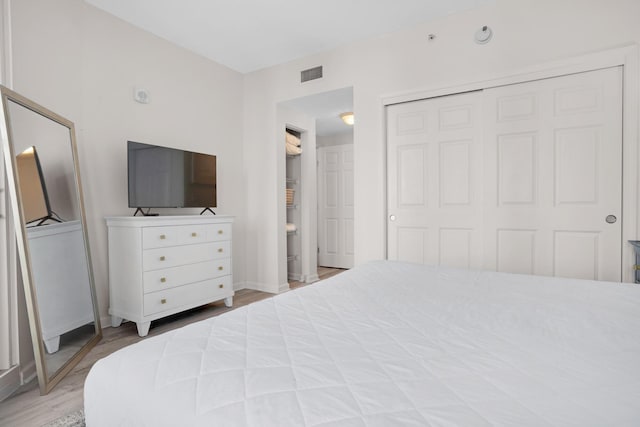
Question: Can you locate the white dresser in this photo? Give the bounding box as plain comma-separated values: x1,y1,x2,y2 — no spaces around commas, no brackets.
105,215,234,337
27,220,94,353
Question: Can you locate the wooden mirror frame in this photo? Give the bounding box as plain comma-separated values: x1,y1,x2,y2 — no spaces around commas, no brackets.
0,85,101,394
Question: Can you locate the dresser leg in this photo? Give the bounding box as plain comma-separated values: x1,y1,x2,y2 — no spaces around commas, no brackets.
111,316,123,328
44,336,60,354
136,321,151,337
224,296,233,307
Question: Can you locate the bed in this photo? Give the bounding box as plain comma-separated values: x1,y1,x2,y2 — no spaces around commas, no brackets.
84,260,640,426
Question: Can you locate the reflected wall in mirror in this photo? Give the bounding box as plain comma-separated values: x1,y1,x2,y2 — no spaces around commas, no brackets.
0,85,101,394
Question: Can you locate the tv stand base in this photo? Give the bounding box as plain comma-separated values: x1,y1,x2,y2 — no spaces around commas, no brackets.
133,207,159,217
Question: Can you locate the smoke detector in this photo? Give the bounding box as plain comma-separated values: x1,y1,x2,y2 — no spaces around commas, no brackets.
474,26,493,44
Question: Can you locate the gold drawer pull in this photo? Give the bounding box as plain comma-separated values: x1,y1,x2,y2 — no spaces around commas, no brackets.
192,232,197,237
218,229,223,235
219,284,224,289
218,266,224,271
161,298,167,304
160,234,166,240
218,248,223,253
160,277,166,283
160,256,166,261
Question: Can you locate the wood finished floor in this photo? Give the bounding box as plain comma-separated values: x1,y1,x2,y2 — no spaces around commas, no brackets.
0,267,345,427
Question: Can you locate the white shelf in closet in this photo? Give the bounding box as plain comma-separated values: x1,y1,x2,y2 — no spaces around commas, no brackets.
286,130,302,282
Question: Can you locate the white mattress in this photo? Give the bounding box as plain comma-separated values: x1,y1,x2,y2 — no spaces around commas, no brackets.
85,261,640,426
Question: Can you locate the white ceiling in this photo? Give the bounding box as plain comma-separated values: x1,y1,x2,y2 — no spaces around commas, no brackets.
84,0,491,73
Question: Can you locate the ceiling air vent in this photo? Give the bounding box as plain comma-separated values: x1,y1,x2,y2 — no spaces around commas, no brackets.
301,66,323,83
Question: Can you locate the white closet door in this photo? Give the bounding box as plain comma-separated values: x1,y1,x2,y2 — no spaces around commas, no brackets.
387,91,483,268
317,145,354,269
386,67,623,282
483,67,623,281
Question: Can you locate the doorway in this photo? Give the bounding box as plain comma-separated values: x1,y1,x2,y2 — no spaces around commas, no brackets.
278,87,355,284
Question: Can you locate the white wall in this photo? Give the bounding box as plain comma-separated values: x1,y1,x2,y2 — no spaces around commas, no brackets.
9,0,245,351
242,0,640,290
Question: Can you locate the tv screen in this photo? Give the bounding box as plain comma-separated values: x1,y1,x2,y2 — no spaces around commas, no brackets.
127,141,217,209
15,146,52,224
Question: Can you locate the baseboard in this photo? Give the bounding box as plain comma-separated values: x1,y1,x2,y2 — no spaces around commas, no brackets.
233,281,246,291
19,360,36,385
278,282,290,293
288,273,302,282
243,281,279,294
0,365,20,402
100,315,112,329
302,274,320,283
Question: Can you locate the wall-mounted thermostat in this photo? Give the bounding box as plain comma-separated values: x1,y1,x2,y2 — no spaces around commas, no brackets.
133,87,150,104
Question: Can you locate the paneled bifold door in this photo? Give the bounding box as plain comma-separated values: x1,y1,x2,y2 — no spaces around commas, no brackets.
387,67,623,282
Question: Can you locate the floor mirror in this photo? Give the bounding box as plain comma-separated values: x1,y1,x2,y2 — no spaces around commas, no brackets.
0,85,101,394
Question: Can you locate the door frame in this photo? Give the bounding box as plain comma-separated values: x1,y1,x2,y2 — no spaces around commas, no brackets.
0,0,21,402
383,44,639,283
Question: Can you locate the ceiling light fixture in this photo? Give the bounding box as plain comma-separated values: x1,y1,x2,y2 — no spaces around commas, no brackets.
340,112,354,125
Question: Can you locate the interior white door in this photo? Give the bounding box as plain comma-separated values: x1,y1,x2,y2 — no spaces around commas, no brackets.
387,91,484,268
317,144,354,269
483,67,623,281
387,67,623,281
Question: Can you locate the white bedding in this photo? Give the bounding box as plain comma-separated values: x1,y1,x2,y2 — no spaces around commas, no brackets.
85,261,640,426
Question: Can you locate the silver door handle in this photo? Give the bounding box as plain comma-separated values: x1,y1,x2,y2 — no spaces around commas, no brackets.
389,215,396,221
606,215,617,224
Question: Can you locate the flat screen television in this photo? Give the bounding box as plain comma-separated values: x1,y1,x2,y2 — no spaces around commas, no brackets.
127,141,217,210
16,146,57,225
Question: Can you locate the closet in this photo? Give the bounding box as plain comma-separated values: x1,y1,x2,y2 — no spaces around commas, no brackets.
285,129,302,281
387,67,623,282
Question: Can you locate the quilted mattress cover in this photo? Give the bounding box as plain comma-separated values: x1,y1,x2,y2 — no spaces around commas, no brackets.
85,261,640,426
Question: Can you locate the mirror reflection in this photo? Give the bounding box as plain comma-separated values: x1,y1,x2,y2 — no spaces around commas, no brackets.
4,95,100,383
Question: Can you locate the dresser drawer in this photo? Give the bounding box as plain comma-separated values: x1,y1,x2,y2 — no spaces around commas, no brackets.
143,276,232,316
143,260,231,293
211,241,231,260
143,223,232,249
206,223,232,242
143,243,230,271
